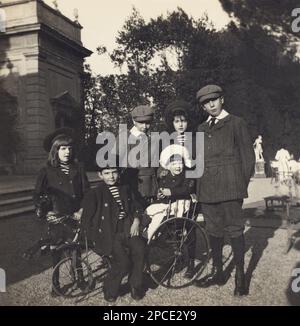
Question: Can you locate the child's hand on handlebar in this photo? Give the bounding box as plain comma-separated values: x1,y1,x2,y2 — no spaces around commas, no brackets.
73,208,83,221
46,211,60,224
160,188,171,197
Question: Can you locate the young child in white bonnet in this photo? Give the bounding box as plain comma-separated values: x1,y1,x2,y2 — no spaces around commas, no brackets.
144,144,195,241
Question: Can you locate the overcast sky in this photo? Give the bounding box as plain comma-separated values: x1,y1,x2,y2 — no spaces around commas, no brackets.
44,0,231,75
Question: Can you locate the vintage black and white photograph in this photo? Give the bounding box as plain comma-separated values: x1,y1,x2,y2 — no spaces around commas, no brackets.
0,0,300,308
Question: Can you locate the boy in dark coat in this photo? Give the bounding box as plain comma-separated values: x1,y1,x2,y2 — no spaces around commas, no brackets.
81,166,145,302
195,85,255,296
112,105,158,208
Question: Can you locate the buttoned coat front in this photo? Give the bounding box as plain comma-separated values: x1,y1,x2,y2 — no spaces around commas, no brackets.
196,114,255,203
81,182,142,256
113,129,158,201
34,163,90,215
159,171,195,201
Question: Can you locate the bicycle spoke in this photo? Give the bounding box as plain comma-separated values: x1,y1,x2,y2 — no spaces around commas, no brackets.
61,258,73,277
159,260,177,284
60,268,75,282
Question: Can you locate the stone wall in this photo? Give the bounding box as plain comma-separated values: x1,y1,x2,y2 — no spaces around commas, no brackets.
0,0,92,174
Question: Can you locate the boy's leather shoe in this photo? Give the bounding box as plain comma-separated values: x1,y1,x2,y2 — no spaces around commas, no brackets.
184,259,195,279
50,288,61,298
130,287,144,301
195,266,225,288
104,293,117,303
77,279,90,293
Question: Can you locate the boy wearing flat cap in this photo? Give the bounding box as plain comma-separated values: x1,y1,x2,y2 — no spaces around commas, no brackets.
114,105,158,209
195,84,255,296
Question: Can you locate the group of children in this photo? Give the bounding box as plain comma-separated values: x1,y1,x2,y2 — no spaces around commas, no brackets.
32,83,255,302
32,100,196,302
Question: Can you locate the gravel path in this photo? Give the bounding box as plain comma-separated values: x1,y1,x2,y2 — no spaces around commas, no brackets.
1,179,300,306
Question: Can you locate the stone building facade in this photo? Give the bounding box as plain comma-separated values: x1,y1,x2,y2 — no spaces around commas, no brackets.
0,0,92,174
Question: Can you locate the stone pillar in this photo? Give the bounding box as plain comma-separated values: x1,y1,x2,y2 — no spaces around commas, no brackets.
23,50,49,173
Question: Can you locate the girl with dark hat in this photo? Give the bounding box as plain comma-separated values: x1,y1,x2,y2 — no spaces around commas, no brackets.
161,100,198,172
164,99,195,148
33,128,90,296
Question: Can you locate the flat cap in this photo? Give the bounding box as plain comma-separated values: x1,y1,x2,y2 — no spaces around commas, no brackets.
43,127,75,152
196,84,223,104
131,105,154,123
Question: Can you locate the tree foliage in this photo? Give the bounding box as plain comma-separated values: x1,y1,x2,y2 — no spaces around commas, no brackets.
219,0,300,41
84,6,300,169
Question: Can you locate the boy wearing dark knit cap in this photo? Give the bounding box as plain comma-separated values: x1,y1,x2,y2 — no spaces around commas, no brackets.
195,84,255,296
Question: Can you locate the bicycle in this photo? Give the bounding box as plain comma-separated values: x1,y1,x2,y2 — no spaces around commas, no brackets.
50,233,111,298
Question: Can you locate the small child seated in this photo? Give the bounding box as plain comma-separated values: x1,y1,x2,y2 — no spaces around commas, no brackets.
144,144,195,241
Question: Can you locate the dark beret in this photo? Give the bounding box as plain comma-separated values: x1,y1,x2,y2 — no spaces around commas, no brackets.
166,99,192,115
96,154,123,173
164,99,192,131
43,127,75,152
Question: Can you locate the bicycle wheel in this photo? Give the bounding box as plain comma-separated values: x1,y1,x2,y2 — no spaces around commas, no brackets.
52,256,93,298
146,217,210,289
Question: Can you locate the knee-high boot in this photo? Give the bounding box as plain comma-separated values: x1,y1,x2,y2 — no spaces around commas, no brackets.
231,234,248,296
209,235,225,284
196,235,225,287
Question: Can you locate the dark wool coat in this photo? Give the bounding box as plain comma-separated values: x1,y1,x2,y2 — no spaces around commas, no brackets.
33,163,90,215
113,130,158,199
159,171,195,202
196,114,255,203
80,182,143,256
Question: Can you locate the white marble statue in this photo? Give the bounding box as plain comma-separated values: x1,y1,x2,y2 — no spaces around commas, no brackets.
253,135,264,162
